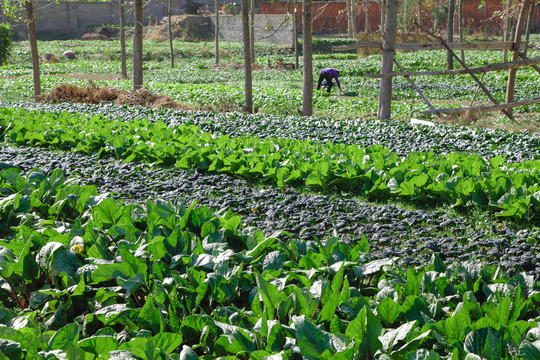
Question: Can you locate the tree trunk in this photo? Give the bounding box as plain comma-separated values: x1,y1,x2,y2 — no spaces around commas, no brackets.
365,1,370,32
168,0,174,68
215,0,219,64
380,0,386,32
506,0,533,114
250,0,255,63
377,0,397,120
133,0,143,90
446,0,455,70
351,0,356,37
433,0,439,31
416,0,422,28
347,0,352,37
458,0,464,62
503,0,513,62
242,0,252,113
119,0,127,77
302,0,313,116
25,0,40,99
293,0,299,70
524,0,536,57
347,0,355,38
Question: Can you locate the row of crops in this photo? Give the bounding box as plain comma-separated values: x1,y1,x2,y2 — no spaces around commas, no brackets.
0,102,539,359
1,106,539,221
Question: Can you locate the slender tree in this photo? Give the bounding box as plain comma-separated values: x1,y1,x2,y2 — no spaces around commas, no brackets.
364,0,371,32
293,0,299,69
25,0,40,99
2,0,40,99
133,0,143,90
446,0,455,70
377,0,397,120
433,0,439,31
168,0,174,68
347,0,356,38
302,0,313,116
250,0,255,63
523,0,536,56
458,0,464,62
119,0,127,78
242,0,252,112
503,0,513,62
215,0,219,64
380,0,386,32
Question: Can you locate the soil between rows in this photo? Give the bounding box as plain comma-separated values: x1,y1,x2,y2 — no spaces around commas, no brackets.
1,145,538,277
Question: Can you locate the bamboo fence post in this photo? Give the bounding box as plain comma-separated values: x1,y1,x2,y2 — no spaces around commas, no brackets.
422,97,540,115
470,73,485,106
393,58,440,116
365,56,540,78
506,0,532,115
415,22,518,124
519,53,540,74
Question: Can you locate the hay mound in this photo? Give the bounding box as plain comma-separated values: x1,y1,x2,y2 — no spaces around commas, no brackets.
146,15,212,42
41,83,189,109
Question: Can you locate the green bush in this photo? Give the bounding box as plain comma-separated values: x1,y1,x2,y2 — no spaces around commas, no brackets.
0,23,14,65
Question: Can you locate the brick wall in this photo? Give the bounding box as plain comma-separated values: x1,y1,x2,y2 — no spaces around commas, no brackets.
260,0,540,35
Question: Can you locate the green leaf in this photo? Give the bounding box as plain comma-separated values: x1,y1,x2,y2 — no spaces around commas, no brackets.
152,332,183,354
137,295,165,334
377,297,402,327
483,296,511,327
179,345,199,360
431,252,446,273
0,339,22,360
345,306,382,357
353,259,392,278
117,273,146,297
0,246,14,278
519,340,540,360
463,327,502,360
13,238,40,282
92,198,123,228
77,335,119,357
405,269,421,296
405,349,441,360
380,321,417,353
293,315,333,360
109,350,144,359
358,235,369,253
441,307,471,344
246,234,277,259
263,250,285,272
317,289,342,323
256,272,284,320
47,322,79,351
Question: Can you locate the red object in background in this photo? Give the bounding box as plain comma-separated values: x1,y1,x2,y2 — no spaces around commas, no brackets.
259,0,537,35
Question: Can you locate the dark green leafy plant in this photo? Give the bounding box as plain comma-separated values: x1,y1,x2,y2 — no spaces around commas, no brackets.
0,23,14,66
0,166,539,358
1,107,539,221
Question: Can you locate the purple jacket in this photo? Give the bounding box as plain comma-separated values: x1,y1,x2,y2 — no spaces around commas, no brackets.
320,68,341,89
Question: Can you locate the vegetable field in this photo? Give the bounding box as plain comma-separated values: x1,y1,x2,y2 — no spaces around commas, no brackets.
0,39,539,359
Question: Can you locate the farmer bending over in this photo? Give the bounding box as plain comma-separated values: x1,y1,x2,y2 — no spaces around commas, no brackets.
317,68,343,94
